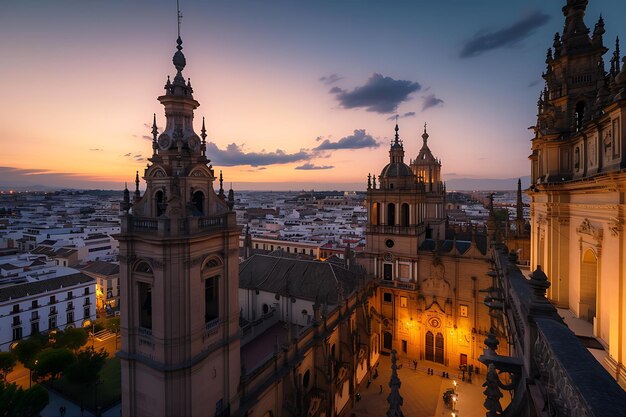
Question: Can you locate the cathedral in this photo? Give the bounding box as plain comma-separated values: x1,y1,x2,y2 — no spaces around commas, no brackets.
529,0,626,387
363,122,494,372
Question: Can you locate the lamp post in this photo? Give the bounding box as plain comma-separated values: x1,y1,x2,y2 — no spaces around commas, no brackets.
94,378,103,417
29,359,38,388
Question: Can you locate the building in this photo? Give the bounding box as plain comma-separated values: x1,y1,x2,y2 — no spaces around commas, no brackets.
0,270,96,351
116,33,241,416
362,122,495,372
81,261,120,313
528,0,626,386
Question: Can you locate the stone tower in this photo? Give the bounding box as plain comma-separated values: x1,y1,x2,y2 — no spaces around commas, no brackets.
116,33,240,416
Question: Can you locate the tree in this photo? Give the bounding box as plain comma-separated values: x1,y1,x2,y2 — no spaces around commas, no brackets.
105,317,120,333
65,347,108,386
13,338,43,369
34,348,74,385
0,352,16,381
0,380,49,417
55,328,88,352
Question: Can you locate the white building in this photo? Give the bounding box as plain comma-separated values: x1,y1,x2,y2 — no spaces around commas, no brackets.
0,269,96,351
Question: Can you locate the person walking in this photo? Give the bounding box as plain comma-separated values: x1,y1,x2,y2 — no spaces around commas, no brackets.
379,384,383,394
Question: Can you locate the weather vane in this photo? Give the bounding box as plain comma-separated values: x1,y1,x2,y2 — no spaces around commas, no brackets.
177,0,183,38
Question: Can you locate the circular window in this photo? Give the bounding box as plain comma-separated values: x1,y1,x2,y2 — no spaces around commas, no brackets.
262,304,269,314
385,239,395,248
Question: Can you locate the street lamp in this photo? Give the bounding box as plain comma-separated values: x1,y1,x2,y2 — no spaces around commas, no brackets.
94,379,103,417
30,359,38,388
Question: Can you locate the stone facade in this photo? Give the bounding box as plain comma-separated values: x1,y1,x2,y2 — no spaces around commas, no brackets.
529,0,626,386
363,123,495,372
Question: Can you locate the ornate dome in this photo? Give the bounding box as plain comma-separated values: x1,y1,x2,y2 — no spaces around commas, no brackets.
380,162,413,178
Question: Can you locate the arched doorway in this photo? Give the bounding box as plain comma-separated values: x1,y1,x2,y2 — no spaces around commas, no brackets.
425,331,445,364
580,249,597,323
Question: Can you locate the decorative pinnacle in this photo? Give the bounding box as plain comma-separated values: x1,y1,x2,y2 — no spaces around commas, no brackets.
201,117,207,142
422,122,429,144
135,171,140,191
219,170,224,194
151,113,158,139
394,116,400,145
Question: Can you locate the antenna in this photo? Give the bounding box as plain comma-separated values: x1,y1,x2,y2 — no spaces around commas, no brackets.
177,0,183,38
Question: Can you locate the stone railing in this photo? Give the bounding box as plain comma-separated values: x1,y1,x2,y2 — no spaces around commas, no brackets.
482,247,626,417
379,279,417,291
366,224,425,236
123,213,232,237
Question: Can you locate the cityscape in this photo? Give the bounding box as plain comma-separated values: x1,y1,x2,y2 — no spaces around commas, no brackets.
1,1,626,416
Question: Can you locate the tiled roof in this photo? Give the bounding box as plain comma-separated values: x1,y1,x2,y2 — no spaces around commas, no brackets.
0,272,94,302
81,261,119,276
239,254,362,305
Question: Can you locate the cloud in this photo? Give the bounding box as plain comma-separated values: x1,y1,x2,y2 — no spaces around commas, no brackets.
319,73,343,85
314,129,379,151
330,73,421,113
89,148,103,151
295,163,334,170
123,153,131,157
142,135,152,141
206,142,310,167
460,10,550,58
422,94,444,111
133,154,142,158
0,166,121,190
386,112,416,121
528,79,541,88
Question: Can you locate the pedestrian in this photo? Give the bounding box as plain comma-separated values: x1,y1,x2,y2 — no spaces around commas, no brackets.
379,384,383,394
413,360,417,370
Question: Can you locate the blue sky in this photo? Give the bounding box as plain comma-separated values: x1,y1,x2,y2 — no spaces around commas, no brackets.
0,0,624,190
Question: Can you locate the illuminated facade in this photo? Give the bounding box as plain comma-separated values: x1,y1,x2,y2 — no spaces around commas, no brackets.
364,123,495,371
529,0,626,386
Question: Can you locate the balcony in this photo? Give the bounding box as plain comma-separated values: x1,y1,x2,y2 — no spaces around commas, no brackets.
12,319,22,328
49,308,57,316
31,312,39,321
66,304,75,311
379,279,417,291
138,327,152,337
366,224,425,236
122,213,235,238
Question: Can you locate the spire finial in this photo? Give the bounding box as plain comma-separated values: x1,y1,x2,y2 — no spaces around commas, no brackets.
201,117,207,142
177,0,183,39
394,116,400,145
422,123,429,144
219,170,224,196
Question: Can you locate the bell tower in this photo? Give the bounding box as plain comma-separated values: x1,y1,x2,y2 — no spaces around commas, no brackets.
116,25,240,417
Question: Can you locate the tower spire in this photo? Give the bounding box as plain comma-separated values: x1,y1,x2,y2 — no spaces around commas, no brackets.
151,113,158,156
394,115,400,145
422,123,429,145
386,349,405,417
177,0,183,39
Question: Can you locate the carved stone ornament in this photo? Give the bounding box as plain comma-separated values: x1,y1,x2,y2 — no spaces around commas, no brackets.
576,218,603,243
190,169,207,177
144,257,165,270
609,218,622,237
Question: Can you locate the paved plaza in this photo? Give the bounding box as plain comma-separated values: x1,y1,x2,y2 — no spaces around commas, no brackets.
351,355,510,417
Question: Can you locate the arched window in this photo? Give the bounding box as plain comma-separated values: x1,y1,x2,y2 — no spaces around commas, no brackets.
192,191,204,215
155,190,165,217
387,203,395,226
575,101,586,131
134,261,153,274
401,203,409,227
303,369,311,388
205,276,219,324
372,202,380,225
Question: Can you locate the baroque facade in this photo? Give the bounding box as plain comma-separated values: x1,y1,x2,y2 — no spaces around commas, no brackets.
116,29,379,417
363,123,496,372
528,0,626,386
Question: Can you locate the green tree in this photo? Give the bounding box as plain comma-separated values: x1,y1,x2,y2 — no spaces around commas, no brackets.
0,352,16,381
0,380,49,417
34,348,74,385
13,338,43,369
105,317,120,333
55,328,88,352
65,347,108,386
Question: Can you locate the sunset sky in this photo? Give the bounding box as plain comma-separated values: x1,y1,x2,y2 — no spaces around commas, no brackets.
1,0,624,190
